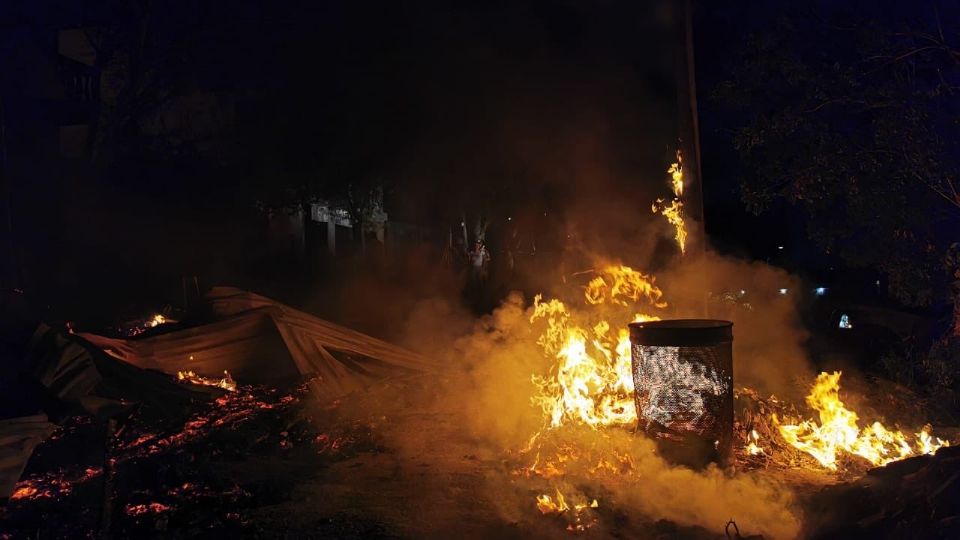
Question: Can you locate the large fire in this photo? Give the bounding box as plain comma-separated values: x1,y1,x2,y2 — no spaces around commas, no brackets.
775,371,948,470
530,265,665,429
525,265,664,519
525,265,950,522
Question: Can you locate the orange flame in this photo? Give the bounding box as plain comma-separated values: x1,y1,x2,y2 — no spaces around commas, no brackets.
745,429,764,456
584,265,668,307
10,486,39,500
776,371,948,469
530,265,663,429
177,370,238,392
668,150,683,198
652,199,687,255
525,266,948,527
653,151,688,254
536,489,598,515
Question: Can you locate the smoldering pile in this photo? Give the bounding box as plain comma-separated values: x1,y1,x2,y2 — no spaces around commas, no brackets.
1,382,353,538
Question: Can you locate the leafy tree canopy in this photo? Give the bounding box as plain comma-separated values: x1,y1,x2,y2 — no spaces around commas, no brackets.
715,3,960,307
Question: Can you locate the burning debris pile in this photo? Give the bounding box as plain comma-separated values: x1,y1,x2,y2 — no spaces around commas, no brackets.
1,275,955,538
514,265,800,537
774,372,947,470
734,386,804,471
510,262,953,537
734,374,948,475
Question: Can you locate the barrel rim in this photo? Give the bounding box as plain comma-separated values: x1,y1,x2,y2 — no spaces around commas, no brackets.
628,318,733,345
628,319,732,330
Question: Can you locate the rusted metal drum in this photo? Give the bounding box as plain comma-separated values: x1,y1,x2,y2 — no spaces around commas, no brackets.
629,319,734,468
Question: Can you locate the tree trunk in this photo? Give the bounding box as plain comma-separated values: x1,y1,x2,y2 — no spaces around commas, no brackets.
952,279,960,338
674,0,710,317
947,243,960,337
954,300,960,338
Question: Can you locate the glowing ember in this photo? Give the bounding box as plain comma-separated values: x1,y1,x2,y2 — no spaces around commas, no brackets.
123,313,176,336
177,370,237,392
745,429,764,456
8,470,80,502
125,502,172,516
775,371,949,470
530,265,664,429
10,486,38,500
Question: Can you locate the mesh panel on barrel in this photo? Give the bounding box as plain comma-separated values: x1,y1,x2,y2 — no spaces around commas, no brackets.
631,340,733,465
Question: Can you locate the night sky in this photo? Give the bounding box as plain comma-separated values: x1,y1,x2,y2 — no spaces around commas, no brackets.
2,0,954,318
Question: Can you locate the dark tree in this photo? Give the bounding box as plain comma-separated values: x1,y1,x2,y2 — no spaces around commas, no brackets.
715,3,960,333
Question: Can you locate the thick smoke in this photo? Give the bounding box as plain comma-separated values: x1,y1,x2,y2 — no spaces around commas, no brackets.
305,189,816,538
658,249,815,401
287,3,812,531
388,247,809,537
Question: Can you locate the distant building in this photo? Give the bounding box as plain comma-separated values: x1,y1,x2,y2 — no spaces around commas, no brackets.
309,202,354,256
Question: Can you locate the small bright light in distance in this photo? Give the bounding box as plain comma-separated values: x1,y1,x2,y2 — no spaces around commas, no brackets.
507,217,512,221
815,287,826,296
778,245,784,250
778,288,788,295
839,314,853,329
739,289,746,296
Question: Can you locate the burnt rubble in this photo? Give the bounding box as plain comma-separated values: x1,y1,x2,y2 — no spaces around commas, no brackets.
806,445,960,539
0,382,379,538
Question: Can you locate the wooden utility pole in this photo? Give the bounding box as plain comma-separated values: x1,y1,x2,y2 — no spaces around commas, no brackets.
675,0,706,256
674,0,711,317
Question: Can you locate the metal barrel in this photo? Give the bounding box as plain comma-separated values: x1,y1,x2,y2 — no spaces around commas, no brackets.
629,319,733,468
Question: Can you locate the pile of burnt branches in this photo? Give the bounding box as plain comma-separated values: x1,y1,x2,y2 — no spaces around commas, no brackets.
733,387,827,472
0,382,375,538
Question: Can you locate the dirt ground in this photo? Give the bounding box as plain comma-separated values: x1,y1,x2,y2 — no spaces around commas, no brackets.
1,372,953,539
